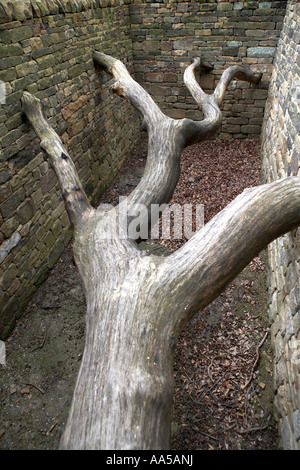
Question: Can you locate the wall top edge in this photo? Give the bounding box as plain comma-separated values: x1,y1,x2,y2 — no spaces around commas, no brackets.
0,0,133,24
0,0,290,25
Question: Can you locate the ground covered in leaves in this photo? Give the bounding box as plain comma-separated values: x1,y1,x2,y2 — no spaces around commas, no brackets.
0,137,278,450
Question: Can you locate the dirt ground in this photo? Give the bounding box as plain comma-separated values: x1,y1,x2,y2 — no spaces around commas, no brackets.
0,136,279,450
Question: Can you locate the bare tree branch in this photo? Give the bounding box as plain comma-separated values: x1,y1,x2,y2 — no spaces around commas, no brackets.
160,176,300,330
94,52,185,233
21,92,94,227
214,65,262,106
93,52,165,129
182,57,262,146
184,57,220,120
93,54,262,234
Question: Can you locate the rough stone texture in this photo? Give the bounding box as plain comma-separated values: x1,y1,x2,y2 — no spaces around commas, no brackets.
0,0,140,338
261,0,300,450
130,0,287,138
0,0,299,449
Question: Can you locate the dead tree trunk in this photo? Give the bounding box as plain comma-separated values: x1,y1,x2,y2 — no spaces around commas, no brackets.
21,53,300,450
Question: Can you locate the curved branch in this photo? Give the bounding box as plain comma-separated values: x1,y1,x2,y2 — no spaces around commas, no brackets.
182,58,262,146
93,54,263,236
184,58,219,120
21,92,93,227
93,52,165,129
160,176,300,331
214,65,262,106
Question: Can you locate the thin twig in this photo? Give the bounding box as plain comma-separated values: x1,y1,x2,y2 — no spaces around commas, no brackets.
26,383,45,394
207,358,214,380
222,421,238,432
30,328,47,352
236,415,271,434
198,429,220,442
241,330,269,390
46,420,58,436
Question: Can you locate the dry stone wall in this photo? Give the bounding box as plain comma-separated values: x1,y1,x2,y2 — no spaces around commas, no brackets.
130,0,287,138
261,0,300,450
0,0,139,338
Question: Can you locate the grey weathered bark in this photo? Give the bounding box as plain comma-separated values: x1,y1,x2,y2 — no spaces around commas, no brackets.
21,53,300,450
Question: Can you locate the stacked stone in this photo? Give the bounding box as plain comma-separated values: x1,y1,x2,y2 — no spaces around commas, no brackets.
130,0,287,138
0,0,139,338
261,0,300,450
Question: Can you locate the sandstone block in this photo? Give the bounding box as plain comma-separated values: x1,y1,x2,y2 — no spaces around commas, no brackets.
247,46,276,58
40,169,57,195
17,198,35,224
16,60,38,78
61,95,88,120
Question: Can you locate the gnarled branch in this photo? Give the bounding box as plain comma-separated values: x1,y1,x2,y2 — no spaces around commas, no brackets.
21,92,94,227
94,52,184,233
93,52,165,130
21,54,299,451
182,57,262,146
214,65,262,106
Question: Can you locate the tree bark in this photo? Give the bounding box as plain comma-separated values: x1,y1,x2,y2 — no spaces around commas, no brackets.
21,54,300,450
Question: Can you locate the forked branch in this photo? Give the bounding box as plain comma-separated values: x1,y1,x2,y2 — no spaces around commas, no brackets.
21,53,300,451
93,53,262,232
182,57,262,146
